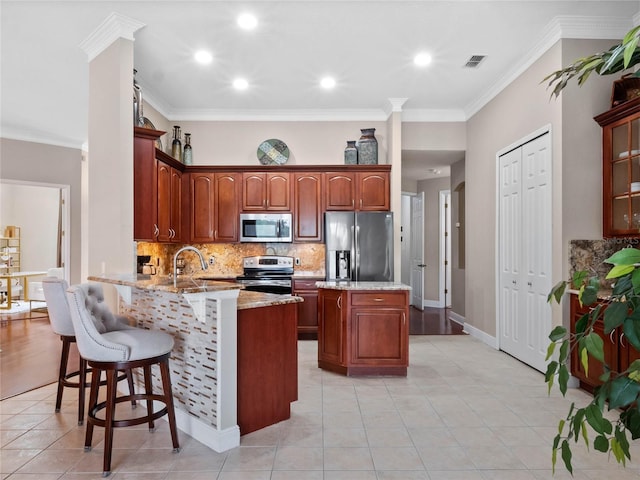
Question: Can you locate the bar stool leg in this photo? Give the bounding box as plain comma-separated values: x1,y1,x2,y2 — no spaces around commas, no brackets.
126,369,136,408
143,365,155,432
78,357,87,425
102,368,118,477
159,358,180,452
84,365,101,452
55,337,71,412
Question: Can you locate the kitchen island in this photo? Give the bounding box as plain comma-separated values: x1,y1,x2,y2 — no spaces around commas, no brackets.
317,281,411,376
88,274,302,451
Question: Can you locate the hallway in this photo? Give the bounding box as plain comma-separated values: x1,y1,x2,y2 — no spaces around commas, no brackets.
409,307,464,335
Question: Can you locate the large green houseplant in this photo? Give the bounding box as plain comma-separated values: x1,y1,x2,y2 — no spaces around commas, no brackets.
544,25,640,473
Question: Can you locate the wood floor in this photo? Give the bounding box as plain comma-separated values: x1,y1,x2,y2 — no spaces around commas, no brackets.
1,306,462,400
0,310,76,400
409,306,465,335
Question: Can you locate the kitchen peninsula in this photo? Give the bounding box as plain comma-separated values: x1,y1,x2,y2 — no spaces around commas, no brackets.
317,281,411,376
88,274,302,452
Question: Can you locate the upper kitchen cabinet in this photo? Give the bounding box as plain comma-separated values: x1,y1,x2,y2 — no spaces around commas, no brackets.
595,98,640,237
156,162,184,242
293,172,323,242
325,167,390,211
242,172,290,211
191,172,241,242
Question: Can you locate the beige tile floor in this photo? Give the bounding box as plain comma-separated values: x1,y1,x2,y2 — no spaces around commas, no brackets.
2,335,640,479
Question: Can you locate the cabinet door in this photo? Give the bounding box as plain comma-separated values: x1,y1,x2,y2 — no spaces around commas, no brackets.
242,173,266,210
133,130,159,241
156,162,172,242
358,172,390,211
191,173,215,242
293,173,322,242
570,295,617,387
170,167,183,242
293,279,321,338
266,173,290,210
325,173,355,210
318,289,345,365
214,173,240,242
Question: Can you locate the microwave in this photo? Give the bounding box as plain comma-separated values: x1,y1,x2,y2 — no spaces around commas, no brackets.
239,213,293,243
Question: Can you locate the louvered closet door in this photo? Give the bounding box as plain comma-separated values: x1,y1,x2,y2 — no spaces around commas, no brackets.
499,132,552,373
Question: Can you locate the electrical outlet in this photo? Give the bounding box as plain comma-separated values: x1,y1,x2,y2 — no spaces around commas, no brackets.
295,257,301,266
209,256,215,265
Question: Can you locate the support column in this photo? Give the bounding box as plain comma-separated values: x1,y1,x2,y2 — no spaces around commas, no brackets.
387,98,407,282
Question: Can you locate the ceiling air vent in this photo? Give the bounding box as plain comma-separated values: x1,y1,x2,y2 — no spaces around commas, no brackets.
464,55,486,68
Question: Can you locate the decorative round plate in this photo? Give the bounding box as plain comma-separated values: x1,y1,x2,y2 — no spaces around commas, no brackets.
257,139,289,165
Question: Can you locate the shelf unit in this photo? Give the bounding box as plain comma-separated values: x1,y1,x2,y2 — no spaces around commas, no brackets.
0,227,21,274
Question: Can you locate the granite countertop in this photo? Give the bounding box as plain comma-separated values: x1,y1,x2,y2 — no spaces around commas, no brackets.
316,281,411,291
89,273,242,294
237,291,303,310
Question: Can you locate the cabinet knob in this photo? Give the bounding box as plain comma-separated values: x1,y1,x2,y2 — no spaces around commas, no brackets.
512,280,516,285
527,281,532,287
620,332,626,348
610,330,616,344
153,224,159,237
337,296,342,309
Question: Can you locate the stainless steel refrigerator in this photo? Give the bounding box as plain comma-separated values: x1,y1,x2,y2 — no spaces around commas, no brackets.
325,211,394,282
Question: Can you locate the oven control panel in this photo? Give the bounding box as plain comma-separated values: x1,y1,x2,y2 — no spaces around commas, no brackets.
243,256,294,269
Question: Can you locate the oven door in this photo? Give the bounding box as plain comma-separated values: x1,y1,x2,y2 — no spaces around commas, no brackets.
237,278,292,295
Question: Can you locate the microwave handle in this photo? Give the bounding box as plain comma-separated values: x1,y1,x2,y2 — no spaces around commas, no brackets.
277,219,281,237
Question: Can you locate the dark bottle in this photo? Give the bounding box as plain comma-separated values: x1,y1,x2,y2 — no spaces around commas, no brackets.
171,126,182,161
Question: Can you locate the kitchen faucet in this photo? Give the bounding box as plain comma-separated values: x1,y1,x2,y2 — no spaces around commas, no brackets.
173,246,208,287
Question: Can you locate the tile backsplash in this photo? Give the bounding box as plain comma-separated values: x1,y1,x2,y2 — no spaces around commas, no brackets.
137,242,326,277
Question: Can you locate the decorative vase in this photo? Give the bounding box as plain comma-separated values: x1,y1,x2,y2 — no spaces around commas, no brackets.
183,133,193,165
357,128,378,164
171,126,182,161
133,69,144,127
344,141,358,164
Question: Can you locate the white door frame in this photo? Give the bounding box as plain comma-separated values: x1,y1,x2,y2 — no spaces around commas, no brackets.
439,190,451,308
400,193,412,287
410,192,425,309
0,179,70,283
495,124,552,365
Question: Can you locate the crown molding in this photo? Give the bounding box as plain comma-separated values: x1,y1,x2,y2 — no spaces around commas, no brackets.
401,109,467,122
464,15,634,119
385,98,408,116
1,128,84,150
167,108,390,122
79,12,145,62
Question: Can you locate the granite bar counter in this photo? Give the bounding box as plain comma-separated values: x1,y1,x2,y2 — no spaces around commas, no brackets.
89,274,302,451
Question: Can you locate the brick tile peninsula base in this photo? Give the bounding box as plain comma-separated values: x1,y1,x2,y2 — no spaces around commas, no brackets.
89,274,301,451
316,281,411,376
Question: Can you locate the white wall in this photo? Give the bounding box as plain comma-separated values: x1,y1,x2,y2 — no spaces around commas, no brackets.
0,183,59,271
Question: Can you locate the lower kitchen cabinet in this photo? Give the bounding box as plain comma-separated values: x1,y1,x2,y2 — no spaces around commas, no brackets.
293,278,322,339
570,294,640,391
318,288,409,376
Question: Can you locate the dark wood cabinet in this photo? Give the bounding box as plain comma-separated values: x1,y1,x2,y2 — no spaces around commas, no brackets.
242,172,290,211
191,172,240,242
293,173,323,242
237,303,298,435
595,98,640,237
293,278,322,339
156,162,183,242
325,170,390,211
318,288,409,376
570,294,640,390
134,127,160,241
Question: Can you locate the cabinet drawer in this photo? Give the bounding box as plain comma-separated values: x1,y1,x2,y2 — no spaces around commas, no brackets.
293,279,321,291
351,292,405,306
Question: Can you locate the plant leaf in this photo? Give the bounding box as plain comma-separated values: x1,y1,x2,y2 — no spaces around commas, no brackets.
558,364,570,396
606,248,640,266
583,332,605,363
623,315,640,352
585,404,613,435
572,271,589,288
559,339,569,364
546,341,556,361
615,426,631,460
549,325,567,342
561,439,573,474
581,346,589,377
594,434,609,452
606,264,635,279
608,376,640,410
548,280,567,303
624,37,640,68
603,301,627,333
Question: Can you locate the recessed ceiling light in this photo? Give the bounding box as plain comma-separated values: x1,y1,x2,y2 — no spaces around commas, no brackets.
237,13,258,30
194,50,213,65
414,52,432,67
233,78,249,90
320,77,336,89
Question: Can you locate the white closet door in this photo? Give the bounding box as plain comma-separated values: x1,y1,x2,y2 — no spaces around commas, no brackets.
499,147,522,359
499,132,551,372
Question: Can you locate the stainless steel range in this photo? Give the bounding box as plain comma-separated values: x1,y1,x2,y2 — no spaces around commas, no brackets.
236,255,294,295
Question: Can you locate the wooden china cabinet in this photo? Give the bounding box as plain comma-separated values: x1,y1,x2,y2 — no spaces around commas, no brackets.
595,97,640,237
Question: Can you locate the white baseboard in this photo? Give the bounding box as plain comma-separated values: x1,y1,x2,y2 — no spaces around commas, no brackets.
448,311,465,326
463,322,498,350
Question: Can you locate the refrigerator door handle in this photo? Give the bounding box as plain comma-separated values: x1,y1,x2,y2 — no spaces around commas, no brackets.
354,225,360,281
